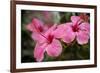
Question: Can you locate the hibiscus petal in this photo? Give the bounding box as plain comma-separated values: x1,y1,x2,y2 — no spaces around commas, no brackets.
54,24,67,38
26,23,35,32
34,43,47,62
79,22,90,33
62,25,75,43
46,39,62,57
45,24,57,37
76,31,89,45
26,18,44,32
71,16,81,24
31,32,47,43
32,18,44,28
54,23,73,39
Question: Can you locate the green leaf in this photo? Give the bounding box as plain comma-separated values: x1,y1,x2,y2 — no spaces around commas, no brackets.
65,12,72,22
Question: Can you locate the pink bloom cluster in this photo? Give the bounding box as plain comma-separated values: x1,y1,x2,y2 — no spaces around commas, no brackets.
26,16,90,62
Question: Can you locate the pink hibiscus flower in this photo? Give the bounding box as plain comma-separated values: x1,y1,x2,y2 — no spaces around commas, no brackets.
54,16,90,45
26,18,49,33
26,18,50,43
26,18,43,32
33,25,62,62
26,18,62,62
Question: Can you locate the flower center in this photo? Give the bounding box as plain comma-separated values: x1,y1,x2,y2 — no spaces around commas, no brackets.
72,24,79,32
47,35,54,44
38,26,43,32
72,19,83,32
